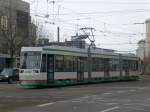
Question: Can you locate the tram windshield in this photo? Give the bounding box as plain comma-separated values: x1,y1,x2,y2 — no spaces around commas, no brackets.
20,51,41,69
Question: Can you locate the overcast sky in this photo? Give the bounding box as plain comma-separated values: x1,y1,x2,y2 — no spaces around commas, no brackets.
23,0,150,53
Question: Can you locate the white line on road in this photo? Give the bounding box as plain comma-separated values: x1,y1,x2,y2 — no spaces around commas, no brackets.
100,106,120,112
37,102,56,107
106,103,120,105
57,100,69,103
103,93,113,95
128,90,136,92
147,98,150,101
125,106,150,111
117,90,125,93
125,103,150,107
71,100,82,103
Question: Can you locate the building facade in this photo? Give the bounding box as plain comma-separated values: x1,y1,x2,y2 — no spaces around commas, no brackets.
0,0,38,68
0,54,11,72
136,40,145,61
0,0,36,55
145,19,150,57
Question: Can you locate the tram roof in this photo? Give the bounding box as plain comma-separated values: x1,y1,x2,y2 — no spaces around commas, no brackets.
21,46,139,60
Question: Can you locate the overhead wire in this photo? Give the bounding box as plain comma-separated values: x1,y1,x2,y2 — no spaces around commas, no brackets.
28,0,146,50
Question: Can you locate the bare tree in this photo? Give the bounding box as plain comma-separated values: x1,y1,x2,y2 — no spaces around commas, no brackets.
0,23,27,67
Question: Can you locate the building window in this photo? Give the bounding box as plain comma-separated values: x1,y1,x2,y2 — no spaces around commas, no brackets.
1,16,8,30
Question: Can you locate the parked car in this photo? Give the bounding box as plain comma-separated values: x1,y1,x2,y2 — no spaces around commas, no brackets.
0,68,19,84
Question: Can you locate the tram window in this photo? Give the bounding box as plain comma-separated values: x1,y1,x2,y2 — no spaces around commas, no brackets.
130,61,138,71
64,56,73,72
109,59,119,71
55,55,64,72
136,61,139,70
84,58,88,72
92,58,99,72
99,59,104,71
103,59,110,71
92,58,106,72
41,54,46,72
20,52,41,69
73,57,77,72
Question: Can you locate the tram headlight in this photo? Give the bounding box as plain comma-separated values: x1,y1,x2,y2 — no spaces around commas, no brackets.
20,70,24,73
33,70,39,73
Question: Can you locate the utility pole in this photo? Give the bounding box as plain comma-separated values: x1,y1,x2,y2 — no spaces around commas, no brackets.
80,27,95,81
57,26,60,44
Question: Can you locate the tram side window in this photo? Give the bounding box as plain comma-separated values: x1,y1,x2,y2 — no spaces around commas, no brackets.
130,61,138,71
84,58,88,72
123,60,130,71
92,58,106,72
55,55,64,72
136,61,139,71
64,56,73,72
41,54,46,72
73,57,77,72
109,59,119,71
92,58,99,72
99,59,104,71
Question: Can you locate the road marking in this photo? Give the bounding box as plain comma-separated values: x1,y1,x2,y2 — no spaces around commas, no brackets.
117,90,125,93
139,104,150,107
138,87,148,90
98,100,108,102
57,100,69,103
81,96,90,99
37,102,56,107
128,89,136,92
71,100,82,103
106,103,120,105
103,93,113,95
125,106,150,111
125,103,150,107
147,98,150,101
100,106,120,112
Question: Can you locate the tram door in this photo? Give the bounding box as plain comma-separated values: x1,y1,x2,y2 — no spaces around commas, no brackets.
104,59,109,78
47,55,54,83
77,57,84,81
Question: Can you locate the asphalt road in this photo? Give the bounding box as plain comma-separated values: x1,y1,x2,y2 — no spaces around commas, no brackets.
0,75,150,112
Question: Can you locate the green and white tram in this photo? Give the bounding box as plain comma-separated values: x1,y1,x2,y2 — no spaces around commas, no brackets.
19,46,140,86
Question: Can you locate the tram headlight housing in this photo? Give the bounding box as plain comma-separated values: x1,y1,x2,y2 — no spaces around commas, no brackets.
33,70,39,73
